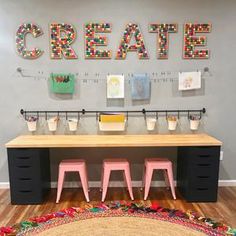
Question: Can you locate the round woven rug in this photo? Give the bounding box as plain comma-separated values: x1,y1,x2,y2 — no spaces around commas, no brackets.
1,202,235,236
37,215,206,236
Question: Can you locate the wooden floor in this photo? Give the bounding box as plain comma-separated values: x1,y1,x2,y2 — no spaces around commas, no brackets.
0,187,236,227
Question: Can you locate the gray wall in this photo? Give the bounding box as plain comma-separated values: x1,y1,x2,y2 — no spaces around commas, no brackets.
0,0,235,183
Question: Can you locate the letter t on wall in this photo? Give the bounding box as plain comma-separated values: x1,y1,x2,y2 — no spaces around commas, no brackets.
149,23,178,59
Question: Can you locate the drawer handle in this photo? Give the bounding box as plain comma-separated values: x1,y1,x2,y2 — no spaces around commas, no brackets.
198,155,210,158
19,178,31,180
197,163,211,167
19,190,32,193
17,166,31,168
197,188,208,191
197,176,210,179
17,156,30,160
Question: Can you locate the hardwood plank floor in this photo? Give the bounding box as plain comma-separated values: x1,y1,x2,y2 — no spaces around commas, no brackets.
0,187,235,227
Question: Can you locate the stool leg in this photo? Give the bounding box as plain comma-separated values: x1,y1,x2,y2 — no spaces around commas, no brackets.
56,169,65,203
166,166,176,200
123,171,127,189
79,168,90,202
102,169,111,202
100,166,104,192
144,166,153,201
124,168,134,200
84,165,90,192
141,164,146,191
163,170,170,190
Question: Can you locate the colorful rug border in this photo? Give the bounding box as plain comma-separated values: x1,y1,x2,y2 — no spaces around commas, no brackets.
1,202,236,236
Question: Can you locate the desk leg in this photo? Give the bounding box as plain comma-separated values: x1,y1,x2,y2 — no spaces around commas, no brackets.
7,148,51,205
177,146,220,202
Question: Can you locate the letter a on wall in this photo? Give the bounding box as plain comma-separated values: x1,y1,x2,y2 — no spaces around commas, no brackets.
16,23,43,59
116,23,149,59
50,23,78,59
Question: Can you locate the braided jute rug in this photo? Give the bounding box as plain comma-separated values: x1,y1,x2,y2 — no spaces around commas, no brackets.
1,202,235,236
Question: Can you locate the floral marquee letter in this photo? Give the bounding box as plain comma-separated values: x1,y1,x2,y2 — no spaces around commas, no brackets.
50,23,78,59
183,23,211,59
16,23,43,59
116,23,149,59
85,23,112,59
149,23,177,59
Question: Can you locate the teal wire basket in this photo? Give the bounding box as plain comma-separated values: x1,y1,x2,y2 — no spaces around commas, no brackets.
50,73,75,94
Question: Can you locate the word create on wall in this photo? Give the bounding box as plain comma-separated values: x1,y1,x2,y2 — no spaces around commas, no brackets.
15,22,212,60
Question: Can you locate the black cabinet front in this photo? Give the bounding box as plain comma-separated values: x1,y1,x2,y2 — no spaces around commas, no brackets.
7,148,51,204
177,146,220,202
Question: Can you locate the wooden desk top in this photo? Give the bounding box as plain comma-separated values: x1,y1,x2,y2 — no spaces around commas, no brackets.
5,134,222,148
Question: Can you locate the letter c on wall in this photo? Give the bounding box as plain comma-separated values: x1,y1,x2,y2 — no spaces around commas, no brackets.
16,23,43,59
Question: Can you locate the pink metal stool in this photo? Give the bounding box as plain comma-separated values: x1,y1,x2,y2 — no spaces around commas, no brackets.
101,159,134,202
143,158,176,200
56,159,90,203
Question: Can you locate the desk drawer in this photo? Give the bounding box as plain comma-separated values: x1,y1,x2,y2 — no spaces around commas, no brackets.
10,189,43,205
11,165,38,178
8,149,40,166
11,178,34,191
187,186,218,202
191,155,217,165
189,146,219,156
11,155,35,166
192,164,214,175
189,147,220,163
190,175,217,186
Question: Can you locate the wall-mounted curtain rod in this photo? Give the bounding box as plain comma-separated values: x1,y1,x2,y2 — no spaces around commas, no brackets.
20,108,206,121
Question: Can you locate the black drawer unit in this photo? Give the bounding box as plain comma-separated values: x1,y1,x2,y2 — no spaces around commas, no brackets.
177,146,220,202
7,148,51,204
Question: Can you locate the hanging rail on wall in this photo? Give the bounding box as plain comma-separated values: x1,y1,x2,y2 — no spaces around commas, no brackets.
16,67,212,82
20,108,206,121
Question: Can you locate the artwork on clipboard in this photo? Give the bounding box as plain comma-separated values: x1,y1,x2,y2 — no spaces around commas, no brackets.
107,75,124,99
131,73,150,100
178,71,201,91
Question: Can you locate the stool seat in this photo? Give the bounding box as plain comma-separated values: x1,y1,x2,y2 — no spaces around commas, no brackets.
60,159,86,165
143,158,176,200
145,158,170,163
103,159,129,170
59,159,86,171
103,158,128,163
56,159,89,203
145,158,172,169
101,158,134,202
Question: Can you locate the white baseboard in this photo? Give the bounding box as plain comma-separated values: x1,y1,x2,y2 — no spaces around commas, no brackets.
0,182,10,189
218,180,236,186
1,180,236,189
50,181,169,188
